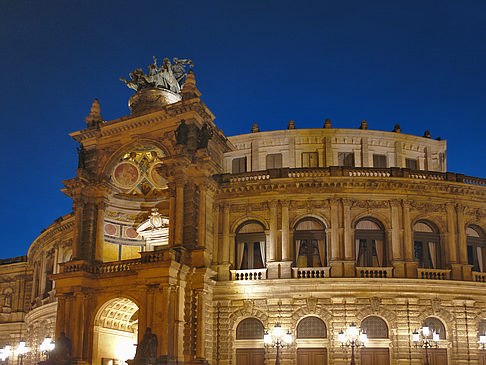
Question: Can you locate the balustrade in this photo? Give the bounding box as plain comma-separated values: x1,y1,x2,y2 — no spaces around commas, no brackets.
356,267,393,278
417,268,451,280
292,267,330,278
230,269,267,281
473,271,486,282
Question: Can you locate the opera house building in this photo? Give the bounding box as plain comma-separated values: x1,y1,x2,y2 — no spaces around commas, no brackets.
1,59,486,365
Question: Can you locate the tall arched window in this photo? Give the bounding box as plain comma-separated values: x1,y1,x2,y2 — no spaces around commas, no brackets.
479,320,486,338
423,317,446,340
413,221,441,269
236,221,266,270
361,316,388,339
236,318,265,339
467,225,486,272
355,218,386,267
294,218,326,268
296,316,327,338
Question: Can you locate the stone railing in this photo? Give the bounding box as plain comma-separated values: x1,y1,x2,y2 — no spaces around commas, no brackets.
472,271,486,282
288,168,331,178
292,267,330,278
347,169,391,177
220,167,486,188
60,249,171,275
356,267,393,278
418,268,451,280
230,269,267,281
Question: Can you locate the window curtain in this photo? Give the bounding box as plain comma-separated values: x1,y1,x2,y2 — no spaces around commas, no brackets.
318,239,325,267
259,241,266,267
478,246,484,272
296,240,306,267
428,242,437,269
355,239,361,265
375,240,384,267
237,242,245,269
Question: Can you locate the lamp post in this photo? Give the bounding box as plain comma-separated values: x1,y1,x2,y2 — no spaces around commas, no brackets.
39,337,55,361
339,323,367,365
480,332,486,349
0,345,12,365
264,323,292,365
412,326,440,365
14,342,28,365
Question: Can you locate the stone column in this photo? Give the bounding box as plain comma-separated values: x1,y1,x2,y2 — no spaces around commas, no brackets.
197,184,206,247
72,293,86,361
402,200,416,277
175,178,185,246
94,199,106,262
395,141,403,167
71,199,83,259
281,201,290,261
330,199,343,276
220,204,231,280
391,200,405,277
456,204,471,280
447,203,461,280
361,137,370,167
212,203,220,265
269,201,278,262
169,186,176,247
342,199,354,276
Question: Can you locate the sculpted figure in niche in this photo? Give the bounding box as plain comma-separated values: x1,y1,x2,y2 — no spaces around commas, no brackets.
3,292,11,308
51,332,72,363
175,120,188,146
197,123,213,149
129,327,158,365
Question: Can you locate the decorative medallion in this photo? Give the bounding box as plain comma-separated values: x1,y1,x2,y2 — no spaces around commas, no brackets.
113,162,140,188
150,163,168,188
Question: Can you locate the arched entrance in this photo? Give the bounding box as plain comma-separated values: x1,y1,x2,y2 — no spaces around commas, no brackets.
93,298,139,365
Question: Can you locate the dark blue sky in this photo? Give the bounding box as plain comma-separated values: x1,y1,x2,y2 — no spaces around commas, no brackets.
1,1,485,258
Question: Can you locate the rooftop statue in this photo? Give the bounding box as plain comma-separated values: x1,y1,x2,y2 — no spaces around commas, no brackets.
121,56,194,93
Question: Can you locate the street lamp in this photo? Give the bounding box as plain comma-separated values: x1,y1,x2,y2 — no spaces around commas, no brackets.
39,337,55,361
14,342,28,365
480,332,486,349
0,345,12,365
14,343,27,365
339,323,367,365
264,323,292,365
412,326,440,365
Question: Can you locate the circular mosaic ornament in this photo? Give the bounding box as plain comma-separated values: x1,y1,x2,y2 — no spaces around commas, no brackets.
113,162,140,188
150,163,168,188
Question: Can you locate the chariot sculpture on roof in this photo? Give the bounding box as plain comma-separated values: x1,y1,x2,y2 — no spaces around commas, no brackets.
121,56,194,94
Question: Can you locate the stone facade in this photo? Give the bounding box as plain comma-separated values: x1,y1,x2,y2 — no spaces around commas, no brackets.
1,69,486,365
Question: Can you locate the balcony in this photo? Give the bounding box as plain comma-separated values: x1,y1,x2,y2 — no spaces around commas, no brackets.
230,269,267,281
417,268,451,280
473,271,486,282
292,267,330,278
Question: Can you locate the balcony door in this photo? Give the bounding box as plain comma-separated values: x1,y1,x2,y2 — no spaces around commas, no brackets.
360,348,389,365
235,349,264,365
297,348,327,365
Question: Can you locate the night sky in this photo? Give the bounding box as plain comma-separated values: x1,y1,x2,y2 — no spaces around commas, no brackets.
1,1,485,259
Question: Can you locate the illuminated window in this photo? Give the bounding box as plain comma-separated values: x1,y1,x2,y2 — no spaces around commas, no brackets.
294,218,326,267
466,225,486,272
236,318,264,339
413,221,441,269
361,316,388,339
423,317,446,339
297,317,327,338
236,221,266,269
355,218,386,267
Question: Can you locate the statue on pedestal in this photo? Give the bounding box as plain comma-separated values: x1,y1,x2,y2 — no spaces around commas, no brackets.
128,328,158,365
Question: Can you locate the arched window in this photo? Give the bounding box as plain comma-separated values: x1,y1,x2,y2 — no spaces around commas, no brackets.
236,318,264,339
361,316,388,339
467,225,486,272
423,317,446,339
296,316,327,338
294,218,326,268
355,218,386,267
236,221,266,270
413,221,441,269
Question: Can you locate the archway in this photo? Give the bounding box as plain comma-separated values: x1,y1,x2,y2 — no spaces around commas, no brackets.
93,298,139,365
